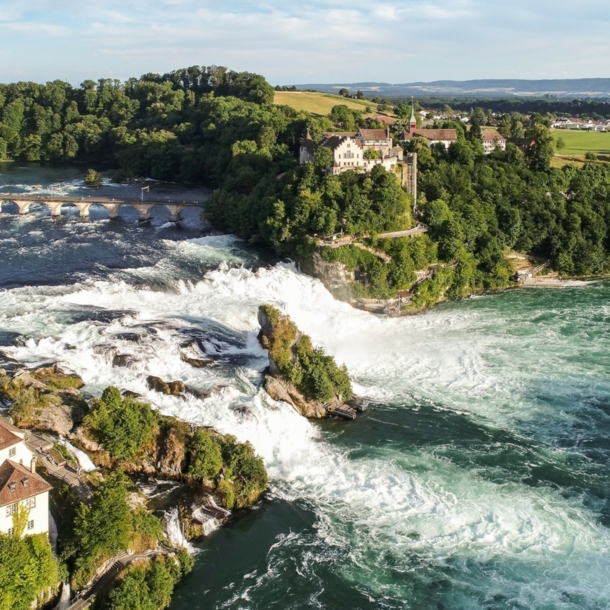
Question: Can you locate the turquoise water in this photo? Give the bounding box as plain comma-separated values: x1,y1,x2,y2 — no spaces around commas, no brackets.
1,165,609,609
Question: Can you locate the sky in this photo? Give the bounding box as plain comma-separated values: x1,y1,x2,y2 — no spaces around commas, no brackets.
1,0,609,85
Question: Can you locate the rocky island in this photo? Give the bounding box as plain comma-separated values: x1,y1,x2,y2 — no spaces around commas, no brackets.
257,305,358,419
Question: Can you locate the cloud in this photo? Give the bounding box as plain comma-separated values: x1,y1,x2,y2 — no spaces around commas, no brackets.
0,0,608,84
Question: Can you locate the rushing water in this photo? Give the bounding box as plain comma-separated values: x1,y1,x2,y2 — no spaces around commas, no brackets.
2,165,610,610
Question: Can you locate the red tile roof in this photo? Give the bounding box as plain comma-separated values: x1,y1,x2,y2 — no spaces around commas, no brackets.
359,129,390,140
403,129,458,141
481,129,506,141
0,420,21,451
0,460,51,508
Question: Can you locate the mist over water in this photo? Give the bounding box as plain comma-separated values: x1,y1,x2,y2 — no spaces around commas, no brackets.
2,167,609,609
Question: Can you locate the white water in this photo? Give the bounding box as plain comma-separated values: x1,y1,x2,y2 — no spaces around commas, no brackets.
1,237,609,607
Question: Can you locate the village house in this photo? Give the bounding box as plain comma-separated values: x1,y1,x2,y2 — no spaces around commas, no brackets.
0,419,51,537
400,101,458,150
481,129,507,153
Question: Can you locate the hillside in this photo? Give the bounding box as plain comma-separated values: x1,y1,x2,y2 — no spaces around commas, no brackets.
291,79,610,99
274,91,375,115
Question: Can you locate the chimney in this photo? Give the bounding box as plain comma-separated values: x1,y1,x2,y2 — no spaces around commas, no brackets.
30,457,36,474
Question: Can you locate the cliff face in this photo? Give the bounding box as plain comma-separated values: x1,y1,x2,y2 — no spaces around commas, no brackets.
257,305,352,419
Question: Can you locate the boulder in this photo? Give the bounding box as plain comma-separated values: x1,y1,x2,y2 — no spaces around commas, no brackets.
147,376,171,394
31,404,75,436
70,425,102,452
264,375,327,418
167,380,185,395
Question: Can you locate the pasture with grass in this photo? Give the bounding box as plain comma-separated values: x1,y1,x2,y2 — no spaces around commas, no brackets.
274,90,376,116
552,129,610,156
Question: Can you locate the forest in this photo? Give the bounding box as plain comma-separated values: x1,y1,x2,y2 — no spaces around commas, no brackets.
1,66,610,305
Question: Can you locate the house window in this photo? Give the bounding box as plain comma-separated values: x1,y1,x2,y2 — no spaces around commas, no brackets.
27,520,34,530
25,497,36,509
6,503,16,517
8,528,14,536
9,447,16,458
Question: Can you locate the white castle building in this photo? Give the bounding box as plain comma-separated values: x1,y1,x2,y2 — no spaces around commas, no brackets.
300,128,404,175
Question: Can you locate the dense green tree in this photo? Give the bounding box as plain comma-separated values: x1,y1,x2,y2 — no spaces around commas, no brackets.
188,428,223,481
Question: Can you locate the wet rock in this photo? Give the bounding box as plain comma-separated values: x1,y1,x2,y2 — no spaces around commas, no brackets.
64,344,77,351
112,354,132,368
122,390,141,399
71,425,102,452
181,355,213,368
114,332,143,344
147,376,171,394
167,380,185,395
232,406,257,422
264,374,329,419
184,386,211,401
147,376,185,396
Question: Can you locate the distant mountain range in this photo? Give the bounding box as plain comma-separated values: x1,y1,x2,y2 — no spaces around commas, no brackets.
291,79,610,99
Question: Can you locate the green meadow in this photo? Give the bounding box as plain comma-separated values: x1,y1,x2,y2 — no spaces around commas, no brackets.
552,129,610,155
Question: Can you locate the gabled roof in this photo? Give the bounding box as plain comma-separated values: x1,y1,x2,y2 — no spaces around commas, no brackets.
481,129,506,141
323,132,357,138
359,129,390,140
403,129,458,142
0,420,22,451
0,460,51,507
322,136,363,151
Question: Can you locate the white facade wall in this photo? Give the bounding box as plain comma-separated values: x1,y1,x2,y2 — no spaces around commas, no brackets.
332,139,363,172
0,491,49,536
0,440,33,469
483,139,507,153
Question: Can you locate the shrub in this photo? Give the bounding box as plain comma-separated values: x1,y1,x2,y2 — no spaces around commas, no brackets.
220,435,268,507
0,532,59,610
84,168,102,187
188,428,222,482
85,387,159,461
101,554,192,610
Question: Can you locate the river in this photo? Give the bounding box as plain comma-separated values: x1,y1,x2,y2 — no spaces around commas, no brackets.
1,164,609,610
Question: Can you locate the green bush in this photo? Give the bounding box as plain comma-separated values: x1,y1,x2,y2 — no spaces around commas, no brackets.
220,435,268,507
85,387,159,461
72,470,162,589
188,428,222,482
101,554,191,610
0,532,59,610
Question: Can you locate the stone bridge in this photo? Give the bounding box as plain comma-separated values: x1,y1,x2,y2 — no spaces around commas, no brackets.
0,193,206,222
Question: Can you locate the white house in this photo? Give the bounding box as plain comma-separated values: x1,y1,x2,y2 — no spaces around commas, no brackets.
0,420,51,537
481,129,507,153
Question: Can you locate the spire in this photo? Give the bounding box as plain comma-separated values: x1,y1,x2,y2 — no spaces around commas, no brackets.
409,96,417,134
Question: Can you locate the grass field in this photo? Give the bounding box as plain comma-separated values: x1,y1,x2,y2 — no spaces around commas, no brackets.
552,129,610,155
274,91,377,116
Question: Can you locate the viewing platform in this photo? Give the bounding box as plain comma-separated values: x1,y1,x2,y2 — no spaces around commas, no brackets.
0,193,206,221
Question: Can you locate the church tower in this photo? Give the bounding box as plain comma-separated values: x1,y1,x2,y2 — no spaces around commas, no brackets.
409,96,417,134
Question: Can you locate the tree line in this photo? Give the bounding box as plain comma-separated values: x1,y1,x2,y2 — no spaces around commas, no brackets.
1,66,609,302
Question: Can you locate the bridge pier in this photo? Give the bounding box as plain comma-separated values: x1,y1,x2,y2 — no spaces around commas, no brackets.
76,203,92,218
16,201,35,215
133,204,155,222
102,204,122,219
45,202,64,217
166,205,186,223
